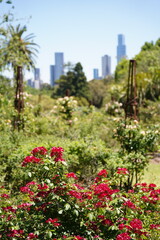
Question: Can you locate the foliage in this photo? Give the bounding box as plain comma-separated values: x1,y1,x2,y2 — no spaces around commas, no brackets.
88,79,108,108
53,62,89,100
114,58,129,83
105,101,124,116
114,119,160,189
0,146,159,239
0,24,38,72
53,96,78,122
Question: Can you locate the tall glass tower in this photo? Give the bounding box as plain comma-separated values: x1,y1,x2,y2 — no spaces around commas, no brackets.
117,34,126,63
102,55,111,78
54,52,64,80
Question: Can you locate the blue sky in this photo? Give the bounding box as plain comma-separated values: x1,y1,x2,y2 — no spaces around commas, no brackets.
1,0,160,83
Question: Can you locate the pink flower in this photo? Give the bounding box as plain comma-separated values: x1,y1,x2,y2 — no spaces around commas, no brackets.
117,168,129,174
66,172,78,179
31,146,47,156
116,232,131,240
130,218,143,230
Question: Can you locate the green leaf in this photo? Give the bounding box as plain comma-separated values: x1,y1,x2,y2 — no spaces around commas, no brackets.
73,209,79,216
44,166,49,171
87,212,94,221
28,172,32,177
58,209,63,214
47,232,52,238
65,203,71,210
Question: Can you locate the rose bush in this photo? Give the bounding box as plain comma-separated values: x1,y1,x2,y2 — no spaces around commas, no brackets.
0,146,159,239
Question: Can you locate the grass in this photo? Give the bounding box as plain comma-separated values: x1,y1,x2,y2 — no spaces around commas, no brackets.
142,162,160,186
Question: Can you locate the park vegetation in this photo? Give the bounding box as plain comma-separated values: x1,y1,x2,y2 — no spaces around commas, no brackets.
0,2,160,239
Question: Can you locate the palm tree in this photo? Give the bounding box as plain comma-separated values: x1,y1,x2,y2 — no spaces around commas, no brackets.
0,24,38,129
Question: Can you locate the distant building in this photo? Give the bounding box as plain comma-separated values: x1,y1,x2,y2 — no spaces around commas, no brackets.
117,34,126,63
34,68,41,89
50,52,64,86
27,79,33,88
54,52,64,80
50,65,55,87
93,68,99,80
102,55,111,78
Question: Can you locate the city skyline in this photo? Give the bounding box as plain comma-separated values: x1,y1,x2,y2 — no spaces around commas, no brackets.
1,0,160,83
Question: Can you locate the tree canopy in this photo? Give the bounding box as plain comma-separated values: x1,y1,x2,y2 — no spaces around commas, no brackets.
53,62,89,100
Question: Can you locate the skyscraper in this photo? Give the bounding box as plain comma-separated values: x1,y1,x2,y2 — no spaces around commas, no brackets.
102,55,111,78
93,68,99,80
50,65,55,87
54,52,64,80
50,52,64,86
117,34,126,63
34,68,41,89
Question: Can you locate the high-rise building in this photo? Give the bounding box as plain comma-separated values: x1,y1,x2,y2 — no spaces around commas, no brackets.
54,52,64,80
93,68,99,80
102,55,111,78
50,65,55,87
50,52,64,86
117,34,126,63
34,68,41,89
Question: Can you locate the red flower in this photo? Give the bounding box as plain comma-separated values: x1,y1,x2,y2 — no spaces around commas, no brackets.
74,236,84,240
117,168,129,174
118,223,127,230
26,181,37,186
116,232,131,240
149,183,157,188
7,230,24,237
22,156,42,166
31,146,47,156
66,172,78,179
27,233,38,239
150,224,160,229
37,183,49,190
46,218,61,227
123,200,136,209
20,186,30,193
50,147,64,159
68,190,82,199
1,193,9,198
97,169,108,177
130,218,143,230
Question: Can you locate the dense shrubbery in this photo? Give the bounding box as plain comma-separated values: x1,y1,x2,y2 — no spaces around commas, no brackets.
0,146,160,239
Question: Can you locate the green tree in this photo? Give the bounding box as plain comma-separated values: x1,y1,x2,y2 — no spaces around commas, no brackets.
0,24,38,129
53,62,89,99
88,79,107,108
0,24,38,74
114,58,129,83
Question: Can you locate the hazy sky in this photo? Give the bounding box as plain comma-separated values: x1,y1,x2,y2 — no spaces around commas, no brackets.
1,0,160,83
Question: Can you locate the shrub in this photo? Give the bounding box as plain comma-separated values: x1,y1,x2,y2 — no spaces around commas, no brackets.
0,146,159,240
